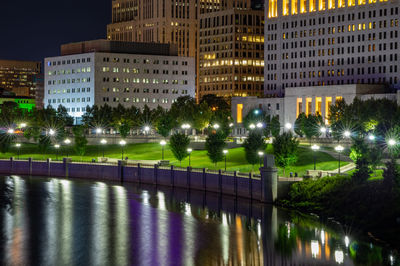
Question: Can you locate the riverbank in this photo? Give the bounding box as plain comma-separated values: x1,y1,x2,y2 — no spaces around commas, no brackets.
279,174,400,250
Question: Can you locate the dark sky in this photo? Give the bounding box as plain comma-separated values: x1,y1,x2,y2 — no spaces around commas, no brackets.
0,0,111,62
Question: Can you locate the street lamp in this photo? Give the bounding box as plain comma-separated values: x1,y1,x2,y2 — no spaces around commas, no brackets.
213,124,220,129
335,145,344,174
49,129,56,136
160,140,167,160
187,148,193,167
223,149,228,171
249,124,256,130
64,138,71,157
285,123,292,130
20,123,27,128
311,144,320,170
119,140,126,160
7,128,14,134
144,126,150,135
100,139,107,158
343,130,351,138
96,128,102,134
256,122,263,128
320,127,327,133
368,134,375,141
258,151,264,167
54,144,60,161
15,143,21,159
388,138,396,146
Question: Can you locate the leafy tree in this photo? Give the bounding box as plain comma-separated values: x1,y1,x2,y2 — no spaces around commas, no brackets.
303,114,323,143
56,105,74,127
38,135,51,158
350,137,372,183
0,133,13,154
155,112,173,137
294,113,307,137
269,115,281,138
243,131,267,166
200,94,230,114
72,126,88,159
273,132,299,176
205,130,226,166
169,132,190,166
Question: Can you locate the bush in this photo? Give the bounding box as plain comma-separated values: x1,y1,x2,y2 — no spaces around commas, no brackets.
273,132,299,176
205,130,226,166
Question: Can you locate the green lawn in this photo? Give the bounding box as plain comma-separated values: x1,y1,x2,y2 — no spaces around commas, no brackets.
1,142,347,176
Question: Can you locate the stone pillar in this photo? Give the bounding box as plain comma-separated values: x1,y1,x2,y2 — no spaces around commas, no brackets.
260,154,278,203
118,160,127,182
63,158,72,178
154,164,158,185
170,165,175,187
28,158,32,176
187,167,191,188
10,157,14,174
47,158,52,177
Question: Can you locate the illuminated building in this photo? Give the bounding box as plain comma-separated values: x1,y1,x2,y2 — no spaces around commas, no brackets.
198,0,265,99
0,60,41,97
44,40,195,124
265,0,400,97
230,0,400,135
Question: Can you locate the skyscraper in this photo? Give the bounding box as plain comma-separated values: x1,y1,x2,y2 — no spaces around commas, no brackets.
264,0,400,97
198,0,265,99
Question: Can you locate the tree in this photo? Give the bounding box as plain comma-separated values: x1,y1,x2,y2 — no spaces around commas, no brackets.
269,115,281,138
243,131,267,166
169,132,190,166
156,111,174,138
72,126,88,159
200,94,230,114
243,108,265,129
350,136,372,183
38,135,51,158
303,114,323,144
205,130,226,166
294,113,307,137
273,132,299,176
0,133,13,154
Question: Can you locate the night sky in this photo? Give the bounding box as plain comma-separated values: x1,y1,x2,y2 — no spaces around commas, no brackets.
0,0,111,62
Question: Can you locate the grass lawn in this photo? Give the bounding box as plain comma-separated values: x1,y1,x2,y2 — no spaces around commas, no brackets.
346,168,384,181
0,142,347,176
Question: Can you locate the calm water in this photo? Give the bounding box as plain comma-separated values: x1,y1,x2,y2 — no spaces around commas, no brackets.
0,175,397,266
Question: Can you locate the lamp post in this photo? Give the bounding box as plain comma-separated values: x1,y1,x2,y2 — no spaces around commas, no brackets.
20,123,27,129
256,122,263,129
223,149,228,171
100,139,107,158
258,151,264,167
335,145,344,174
311,144,320,170
96,128,102,157
249,124,256,130
285,123,292,131
343,130,351,138
15,143,21,159
181,124,191,135
160,140,167,160
49,129,55,136
213,124,220,130
144,126,150,135
64,138,71,157
54,144,60,161
119,140,126,160
187,148,193,167
7,128,14,135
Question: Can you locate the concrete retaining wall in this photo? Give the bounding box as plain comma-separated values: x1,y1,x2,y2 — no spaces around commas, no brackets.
0,158,300,202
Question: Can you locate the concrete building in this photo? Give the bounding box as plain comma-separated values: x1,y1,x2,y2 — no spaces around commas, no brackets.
232,84,397,135
44,40,195,123
0,59,41,97
198,0,265,99
264,0,400,97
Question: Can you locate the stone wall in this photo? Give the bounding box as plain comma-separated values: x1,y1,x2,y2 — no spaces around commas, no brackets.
0,158,300,203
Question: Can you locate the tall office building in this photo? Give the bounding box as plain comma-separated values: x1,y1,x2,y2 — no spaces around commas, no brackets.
0,59,41,97
264,0,400,97
198,0,265,99
107,0,198,58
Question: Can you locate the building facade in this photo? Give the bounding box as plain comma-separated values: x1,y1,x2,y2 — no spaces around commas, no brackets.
107,0,198,58
0,59,41,97
44,41,195,123
264,0,400,97
198,3,265,99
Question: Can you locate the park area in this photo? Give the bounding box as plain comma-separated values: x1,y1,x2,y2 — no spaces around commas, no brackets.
0,142,348,177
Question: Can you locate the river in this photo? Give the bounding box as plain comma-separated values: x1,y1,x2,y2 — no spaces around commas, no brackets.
0,175,397,265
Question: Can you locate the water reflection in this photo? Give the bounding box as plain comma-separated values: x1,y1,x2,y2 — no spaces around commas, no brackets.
0,175,397,266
